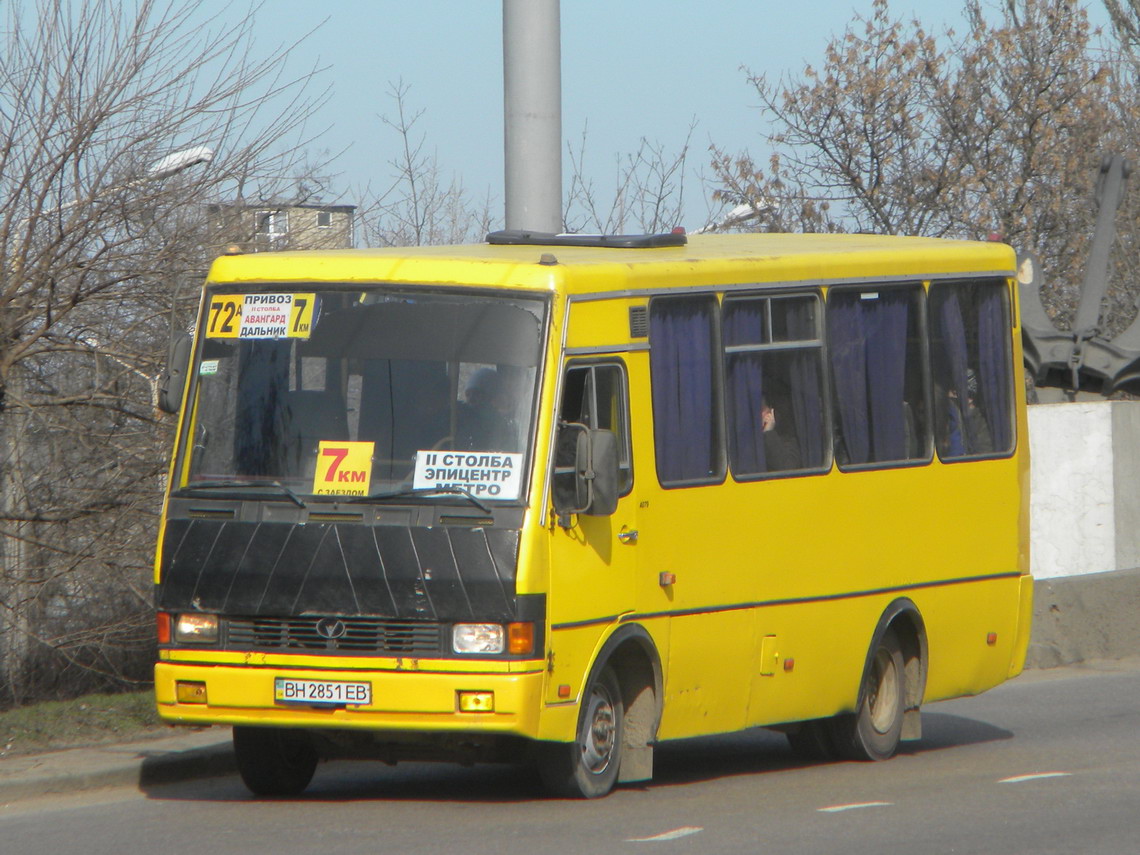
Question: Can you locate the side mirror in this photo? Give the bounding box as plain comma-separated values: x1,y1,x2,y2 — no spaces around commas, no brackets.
552,424,620,524
158,332,193,414
583,429,619,516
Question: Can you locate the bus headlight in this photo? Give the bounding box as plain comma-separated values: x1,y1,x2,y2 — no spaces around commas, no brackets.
452,624,505,654
174,613,219,644
451,622,534,655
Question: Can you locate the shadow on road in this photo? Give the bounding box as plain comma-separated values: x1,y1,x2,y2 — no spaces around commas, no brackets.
140,711,1011,805
903,711,1013,754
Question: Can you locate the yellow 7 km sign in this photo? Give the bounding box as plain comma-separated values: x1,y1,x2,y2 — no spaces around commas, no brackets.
312,441,374,496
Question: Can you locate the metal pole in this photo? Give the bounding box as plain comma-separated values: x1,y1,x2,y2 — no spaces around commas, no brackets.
1073,154,1130,340
503,0,562,232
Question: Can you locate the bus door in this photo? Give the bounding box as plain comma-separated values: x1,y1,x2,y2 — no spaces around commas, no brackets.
545,359,642,704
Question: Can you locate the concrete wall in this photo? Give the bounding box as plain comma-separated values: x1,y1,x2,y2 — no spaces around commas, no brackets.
1025,400,1140,666
1027,566,1140,668
1028,400,1140,578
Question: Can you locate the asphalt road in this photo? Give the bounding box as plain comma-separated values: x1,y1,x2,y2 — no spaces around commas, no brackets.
3,659,1139,855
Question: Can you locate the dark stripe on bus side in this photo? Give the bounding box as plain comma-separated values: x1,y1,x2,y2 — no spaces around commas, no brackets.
549,571,1024,631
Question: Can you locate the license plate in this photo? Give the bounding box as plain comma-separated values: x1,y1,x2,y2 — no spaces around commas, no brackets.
274,677,372,706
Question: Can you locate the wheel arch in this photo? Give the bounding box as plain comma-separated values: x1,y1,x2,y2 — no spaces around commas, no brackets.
591,622,663,783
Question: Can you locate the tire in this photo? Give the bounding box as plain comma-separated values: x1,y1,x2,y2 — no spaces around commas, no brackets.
538,665,624,798
232,726,318,797
831,628,905,761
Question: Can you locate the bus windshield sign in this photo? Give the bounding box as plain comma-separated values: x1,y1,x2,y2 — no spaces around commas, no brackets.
206,292,316,340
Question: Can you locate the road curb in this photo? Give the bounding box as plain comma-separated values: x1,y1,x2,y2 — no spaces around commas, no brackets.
0,730,234,805
138,740,236,787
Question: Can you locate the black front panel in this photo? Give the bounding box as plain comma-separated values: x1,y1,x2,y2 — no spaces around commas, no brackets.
157,519,521,622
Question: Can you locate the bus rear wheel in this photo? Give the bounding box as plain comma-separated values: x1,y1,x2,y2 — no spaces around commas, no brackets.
538,665,624,798
233,726,318,796
831,628,905,761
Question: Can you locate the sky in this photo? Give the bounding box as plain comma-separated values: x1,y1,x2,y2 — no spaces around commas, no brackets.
214,0,1113,234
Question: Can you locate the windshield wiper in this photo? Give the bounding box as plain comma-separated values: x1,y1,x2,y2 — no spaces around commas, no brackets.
175,480,306,509
348,486,492,514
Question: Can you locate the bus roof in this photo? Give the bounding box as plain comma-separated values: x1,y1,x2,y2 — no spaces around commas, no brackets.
205,232,1017,296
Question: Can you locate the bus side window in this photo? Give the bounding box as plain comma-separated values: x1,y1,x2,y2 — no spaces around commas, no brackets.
930,280,1013,459
557,363,633,495
723,293,828,477
827,285,929,467
648,295,724,486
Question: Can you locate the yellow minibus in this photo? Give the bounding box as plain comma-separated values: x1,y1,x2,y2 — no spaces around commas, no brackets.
154,229,1031,798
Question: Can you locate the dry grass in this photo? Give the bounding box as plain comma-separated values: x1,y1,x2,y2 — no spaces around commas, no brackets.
0,690,172,757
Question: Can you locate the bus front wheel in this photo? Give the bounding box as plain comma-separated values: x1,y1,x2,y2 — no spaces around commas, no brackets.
233,726,318,797
832,628,905,761
538,665,624,798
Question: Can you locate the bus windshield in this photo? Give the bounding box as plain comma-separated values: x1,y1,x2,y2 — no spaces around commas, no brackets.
176,287,547,502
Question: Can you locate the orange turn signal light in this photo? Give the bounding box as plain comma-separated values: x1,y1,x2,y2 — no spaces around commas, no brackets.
507,622,534,655
156,612,171,644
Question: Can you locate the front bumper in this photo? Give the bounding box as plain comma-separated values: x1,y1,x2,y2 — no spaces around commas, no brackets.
155,658,547,737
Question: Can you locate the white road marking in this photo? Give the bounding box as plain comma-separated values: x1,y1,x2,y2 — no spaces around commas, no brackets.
626,826,704,842
818,801,893,813
998,772,1072,784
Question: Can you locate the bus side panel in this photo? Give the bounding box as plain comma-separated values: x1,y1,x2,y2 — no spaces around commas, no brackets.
915,575,1026,703
639,449,1024,741
744,598,889,728
657,610,758,739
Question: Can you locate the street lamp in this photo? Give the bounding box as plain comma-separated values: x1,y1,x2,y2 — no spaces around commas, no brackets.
16,145,215,225
78,145,215,412
693,201,778,235
146,145,214,181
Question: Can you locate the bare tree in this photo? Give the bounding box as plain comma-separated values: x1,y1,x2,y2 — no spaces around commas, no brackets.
361,82,494,248
1094,0,1140,336
564,120,697,235
360,81,705,248
710,0,1132,330
0,0,329,705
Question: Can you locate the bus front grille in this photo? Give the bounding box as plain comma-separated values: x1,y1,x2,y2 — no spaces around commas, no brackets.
225,617,445,655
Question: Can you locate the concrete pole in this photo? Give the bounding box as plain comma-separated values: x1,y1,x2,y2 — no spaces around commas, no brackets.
503,0,562,232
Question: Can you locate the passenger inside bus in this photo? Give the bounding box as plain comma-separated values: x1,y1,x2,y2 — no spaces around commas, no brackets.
760,396,802,471
940,369,993,457
457,367,517,451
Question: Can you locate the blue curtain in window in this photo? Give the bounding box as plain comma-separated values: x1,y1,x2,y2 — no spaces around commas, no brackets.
723,302,766,473
650,298,718,483
829,291,911,464
937,290,971,455
828,295,871,464
786,301,825,468
977,285,1012,451
865,292,909,461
